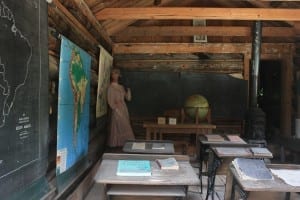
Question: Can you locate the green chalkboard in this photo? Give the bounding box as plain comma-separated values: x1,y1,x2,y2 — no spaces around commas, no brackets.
0,1,49,198
122,71,247,119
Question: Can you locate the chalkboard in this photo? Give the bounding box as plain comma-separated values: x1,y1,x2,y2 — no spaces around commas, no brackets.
123,71,247,119
0,0,48,198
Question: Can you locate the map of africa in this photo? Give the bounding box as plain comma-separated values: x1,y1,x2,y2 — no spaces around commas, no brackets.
0,1,31,128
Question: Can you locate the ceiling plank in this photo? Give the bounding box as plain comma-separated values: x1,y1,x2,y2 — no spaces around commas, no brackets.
51,0,98,44
113,43,293,55
71,0,113,47
114,26,296,37
96,7,300,21
103,0,178,36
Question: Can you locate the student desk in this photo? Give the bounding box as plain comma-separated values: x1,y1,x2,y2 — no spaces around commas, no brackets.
143,123,216,156
122,139,175,154
198,135,248,193
206,145,273,200
230,164,300,200
94,153,200,200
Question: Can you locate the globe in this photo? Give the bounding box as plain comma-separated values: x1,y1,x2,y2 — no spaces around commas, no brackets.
184,95,209,121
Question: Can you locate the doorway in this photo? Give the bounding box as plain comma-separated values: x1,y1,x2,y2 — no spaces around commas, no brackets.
258,60,282,140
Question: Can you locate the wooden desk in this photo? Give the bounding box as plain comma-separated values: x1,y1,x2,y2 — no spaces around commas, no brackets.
143,123,216,156
230,164,300,200
122,140,175,154
198,135,248,193
207,146,273,200
94,153,200,199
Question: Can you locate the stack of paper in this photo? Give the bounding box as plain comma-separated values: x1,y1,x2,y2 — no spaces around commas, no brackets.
156,157,179,170
232,158,273,180
117,160,151,176
270,169,300,186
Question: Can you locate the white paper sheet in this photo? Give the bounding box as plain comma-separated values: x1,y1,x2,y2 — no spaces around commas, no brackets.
271,169,300,186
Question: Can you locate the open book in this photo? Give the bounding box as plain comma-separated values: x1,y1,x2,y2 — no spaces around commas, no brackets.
117,160,151,176
232,158,273,180
156,157,179,170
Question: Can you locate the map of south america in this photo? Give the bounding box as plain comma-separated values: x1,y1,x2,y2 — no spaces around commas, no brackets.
0,1,31,128
69,49,88,147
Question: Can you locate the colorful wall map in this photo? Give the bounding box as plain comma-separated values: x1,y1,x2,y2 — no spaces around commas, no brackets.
96,45,113,118
57,36,91,174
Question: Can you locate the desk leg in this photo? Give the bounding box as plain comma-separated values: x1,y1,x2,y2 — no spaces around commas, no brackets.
224,168,233,200
104,184,110,200
199,144,208,194
231,179,249,200
146,129,150,140
205,152,221,200
285,192,291,200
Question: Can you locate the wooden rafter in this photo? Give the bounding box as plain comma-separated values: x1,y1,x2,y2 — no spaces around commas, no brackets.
71,0,113,47
114,26,296,37
113,43,294,55
102,0,179,35
96,7,300,21
51,0,98,44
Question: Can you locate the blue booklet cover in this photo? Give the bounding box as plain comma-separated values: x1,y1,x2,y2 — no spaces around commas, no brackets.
117,160,151,176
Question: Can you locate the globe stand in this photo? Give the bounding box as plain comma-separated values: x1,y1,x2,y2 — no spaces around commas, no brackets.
181,107,211,124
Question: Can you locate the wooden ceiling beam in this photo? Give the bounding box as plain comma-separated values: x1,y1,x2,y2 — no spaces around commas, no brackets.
113,43,294,55
102,0,179,36
96,7,300,21
71,0,113,47
51,0,98,45
114,26,296,37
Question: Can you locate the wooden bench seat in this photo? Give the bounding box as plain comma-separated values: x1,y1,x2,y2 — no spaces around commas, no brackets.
107,184,186,197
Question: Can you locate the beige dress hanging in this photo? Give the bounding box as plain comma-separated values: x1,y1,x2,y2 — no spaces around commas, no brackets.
107,82,135,147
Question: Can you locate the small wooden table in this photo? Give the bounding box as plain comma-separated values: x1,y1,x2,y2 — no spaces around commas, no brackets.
122,140,175,154
230,164,300,200
206,146,273,200
143,123,216,157
94,153,200,199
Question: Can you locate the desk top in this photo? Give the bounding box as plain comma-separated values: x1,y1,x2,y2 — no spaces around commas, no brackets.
94,153,200,186
143,123,216,129
199,135,247,146
211,146,273,159
123,140,175,154
230,164,300,192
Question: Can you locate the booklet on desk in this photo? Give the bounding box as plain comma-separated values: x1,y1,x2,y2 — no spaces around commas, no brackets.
226,135,246,144
117,160,151,176
205,134,225,142
250,147,273,157
232,158,273,180
132,142,146,150
156,157,179,170
152,143,165,150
